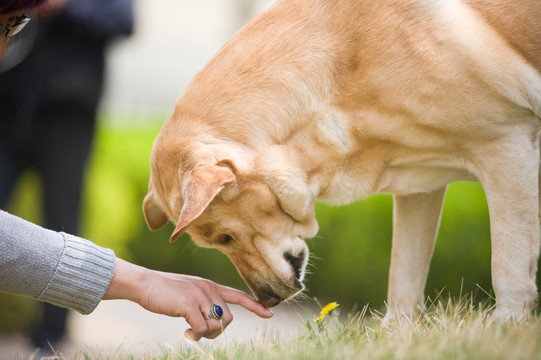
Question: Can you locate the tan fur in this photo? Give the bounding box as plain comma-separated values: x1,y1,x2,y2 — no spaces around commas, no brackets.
144,0,541,321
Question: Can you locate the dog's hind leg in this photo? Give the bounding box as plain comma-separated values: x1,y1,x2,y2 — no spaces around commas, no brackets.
384,187,447,322
472,133,539,322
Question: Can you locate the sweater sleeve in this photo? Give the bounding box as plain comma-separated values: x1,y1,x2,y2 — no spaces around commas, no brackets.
0,210,116,314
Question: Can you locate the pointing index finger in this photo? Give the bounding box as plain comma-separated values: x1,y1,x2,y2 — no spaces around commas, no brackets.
217,285,274,318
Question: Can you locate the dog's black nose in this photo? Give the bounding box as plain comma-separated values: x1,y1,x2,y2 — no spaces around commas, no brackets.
284,250,306,282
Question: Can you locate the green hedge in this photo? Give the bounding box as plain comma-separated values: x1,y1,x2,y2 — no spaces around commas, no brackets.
1,117,533,331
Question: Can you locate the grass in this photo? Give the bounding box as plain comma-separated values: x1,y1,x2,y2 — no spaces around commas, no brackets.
41,296,541,360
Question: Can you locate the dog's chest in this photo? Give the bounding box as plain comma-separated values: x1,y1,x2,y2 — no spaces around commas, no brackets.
314,144,475,204
375,162,475,195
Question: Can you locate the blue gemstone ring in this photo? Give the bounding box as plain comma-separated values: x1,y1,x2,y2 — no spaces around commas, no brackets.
208,304,224,320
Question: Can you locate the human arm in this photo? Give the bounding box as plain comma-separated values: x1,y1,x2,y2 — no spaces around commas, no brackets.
0,209,272,340
0,209,115,314
103,258,274,341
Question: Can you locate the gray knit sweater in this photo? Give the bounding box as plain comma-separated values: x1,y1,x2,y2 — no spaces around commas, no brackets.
0,210,116,314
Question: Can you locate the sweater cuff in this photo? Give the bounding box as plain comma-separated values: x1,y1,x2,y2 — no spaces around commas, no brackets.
36,233,116,315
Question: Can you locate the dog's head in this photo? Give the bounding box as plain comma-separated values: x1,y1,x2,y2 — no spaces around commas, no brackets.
143,127,318,307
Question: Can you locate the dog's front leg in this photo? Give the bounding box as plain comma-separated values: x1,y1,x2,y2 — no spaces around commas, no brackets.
384,187,447,322
473,138,540,321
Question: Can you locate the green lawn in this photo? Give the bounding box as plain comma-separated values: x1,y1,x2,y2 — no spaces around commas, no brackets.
57,298,541,359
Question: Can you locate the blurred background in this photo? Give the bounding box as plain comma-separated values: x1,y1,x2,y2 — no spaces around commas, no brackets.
0,0,524,354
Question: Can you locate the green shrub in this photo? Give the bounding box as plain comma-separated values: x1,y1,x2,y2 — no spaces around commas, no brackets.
0,293,40,333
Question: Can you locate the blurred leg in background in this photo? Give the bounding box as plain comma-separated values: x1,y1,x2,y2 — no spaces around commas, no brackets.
29,103,97,349
0,0,133,350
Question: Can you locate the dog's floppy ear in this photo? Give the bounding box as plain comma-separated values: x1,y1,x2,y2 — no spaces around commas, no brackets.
170,163,236,242
143,184,169,231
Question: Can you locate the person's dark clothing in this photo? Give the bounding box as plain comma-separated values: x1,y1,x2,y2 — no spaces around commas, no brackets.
0,0,133,349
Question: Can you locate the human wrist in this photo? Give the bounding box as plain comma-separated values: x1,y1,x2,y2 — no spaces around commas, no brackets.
103,258,148,304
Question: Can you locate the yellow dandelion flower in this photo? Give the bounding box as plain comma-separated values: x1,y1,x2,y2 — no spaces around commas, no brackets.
313,301,339,324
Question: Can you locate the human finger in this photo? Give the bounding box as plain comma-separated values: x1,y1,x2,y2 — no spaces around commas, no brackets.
183,301,211,341
185,300,230,340
216,285,274,318
192,280,234,325
203,303,233,339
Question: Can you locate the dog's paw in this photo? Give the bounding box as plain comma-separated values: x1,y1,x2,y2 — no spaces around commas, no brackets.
490,305,531,323
382,307,423,326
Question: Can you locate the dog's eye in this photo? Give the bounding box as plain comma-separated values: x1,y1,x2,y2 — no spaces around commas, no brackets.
220,234,234,245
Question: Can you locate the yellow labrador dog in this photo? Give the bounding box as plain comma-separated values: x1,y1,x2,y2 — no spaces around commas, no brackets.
143,0,541,321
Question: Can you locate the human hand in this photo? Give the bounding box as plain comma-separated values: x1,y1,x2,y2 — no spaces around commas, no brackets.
103,259,273,340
